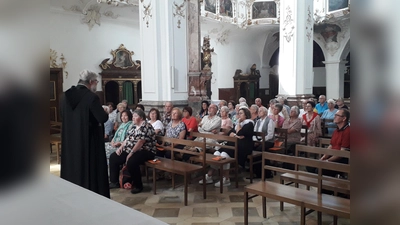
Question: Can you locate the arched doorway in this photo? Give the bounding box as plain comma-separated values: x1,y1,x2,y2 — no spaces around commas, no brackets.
122,81,134,105
312,41,326,97
268,48,279,99
240,82,248,100
137,81,142,102
268,41,325,98
105,81,119,106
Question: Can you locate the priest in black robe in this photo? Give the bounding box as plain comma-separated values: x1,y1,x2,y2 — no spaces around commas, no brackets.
61,69,110,198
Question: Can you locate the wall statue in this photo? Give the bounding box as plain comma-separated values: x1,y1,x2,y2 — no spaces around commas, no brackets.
202,36,214,70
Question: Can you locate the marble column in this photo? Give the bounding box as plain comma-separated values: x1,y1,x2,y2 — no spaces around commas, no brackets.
324,60,348,99
278,0,314,105
187,0,211,113
138,0,189,112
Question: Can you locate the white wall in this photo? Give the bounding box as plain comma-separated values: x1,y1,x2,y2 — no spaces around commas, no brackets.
203,26,268,100
50,7,140,91
50,7,330,97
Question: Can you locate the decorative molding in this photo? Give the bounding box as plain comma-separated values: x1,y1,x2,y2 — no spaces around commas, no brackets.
142,1,152,28
62,1,122,31
274,0,280,23
314,7,326,24
315,23,343,56
103,10,120,19
173,0,186,28
50,49,68,79
236,0,254,29
82,4,102,30
282,6,294,42
306,6,313,42
62,5,83,14
314,4,350,24
216,29,231,45
97,0,139,6
208,26,231,45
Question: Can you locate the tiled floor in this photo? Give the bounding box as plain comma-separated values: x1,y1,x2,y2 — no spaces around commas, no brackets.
50,150,350,225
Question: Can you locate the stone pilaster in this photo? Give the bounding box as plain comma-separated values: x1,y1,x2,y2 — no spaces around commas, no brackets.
323,60,348,99
278,0,314,96
187,0,201,72
187,1,210,114
139,0,189,109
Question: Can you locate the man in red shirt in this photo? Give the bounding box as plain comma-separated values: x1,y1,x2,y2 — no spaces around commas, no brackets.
320,109,350,163
320,109,350,178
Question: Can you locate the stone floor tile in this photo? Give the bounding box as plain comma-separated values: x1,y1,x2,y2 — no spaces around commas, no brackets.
192,207,219,217
153,208,180,217
159,196,181,203
120,196,147,207
229,195,252,203
232,207,259,217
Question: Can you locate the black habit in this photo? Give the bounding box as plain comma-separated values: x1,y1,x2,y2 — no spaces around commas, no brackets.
61,85,110,198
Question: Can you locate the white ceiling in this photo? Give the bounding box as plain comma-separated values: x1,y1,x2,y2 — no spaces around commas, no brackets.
50,0,139,20
50,0,278,38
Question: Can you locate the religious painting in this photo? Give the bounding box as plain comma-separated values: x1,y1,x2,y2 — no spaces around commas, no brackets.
252,1,277,19
315,24,341,42
329,0,349,12
204,0,216,14
114,49,133,68
219,0,232,17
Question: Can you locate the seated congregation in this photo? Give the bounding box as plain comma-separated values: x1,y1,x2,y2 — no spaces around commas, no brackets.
100,96,350,222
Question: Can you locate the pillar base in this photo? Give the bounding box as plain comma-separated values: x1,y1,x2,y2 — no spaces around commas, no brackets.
188,71,212,114
276,94,315,108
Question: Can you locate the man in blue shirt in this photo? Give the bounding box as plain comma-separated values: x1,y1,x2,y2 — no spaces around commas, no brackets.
315,95,328,116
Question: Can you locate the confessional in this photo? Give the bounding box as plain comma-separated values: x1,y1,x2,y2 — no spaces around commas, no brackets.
99,44,142,106
233,65,260,104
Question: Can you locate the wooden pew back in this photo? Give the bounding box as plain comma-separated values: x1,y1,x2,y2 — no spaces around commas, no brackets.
262,145,350,194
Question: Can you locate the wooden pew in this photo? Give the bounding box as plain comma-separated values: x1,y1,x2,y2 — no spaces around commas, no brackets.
244,146,350,225
321,119,335,138
279,145,350,212
145,136,207,206
300,125,308,146
319,138,331,148
189,132,239,193
247,131,265,183
268,128,288,154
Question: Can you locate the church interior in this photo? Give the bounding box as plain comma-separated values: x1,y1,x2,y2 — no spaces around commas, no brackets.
50,0,351,224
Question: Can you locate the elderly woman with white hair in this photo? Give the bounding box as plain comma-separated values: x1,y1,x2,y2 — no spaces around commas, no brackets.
219,106,233,134
282,105,302,154
334,97,349,110
109,109,156,194
231,104,239,126
249,104,259,122
321,99,338,135
238,97,247,104
114,102,126,131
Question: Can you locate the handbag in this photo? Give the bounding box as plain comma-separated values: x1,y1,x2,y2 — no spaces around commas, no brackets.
119,165,133,189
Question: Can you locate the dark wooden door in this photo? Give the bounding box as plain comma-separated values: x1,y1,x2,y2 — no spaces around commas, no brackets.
269,74,279,99
50,68,63,122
